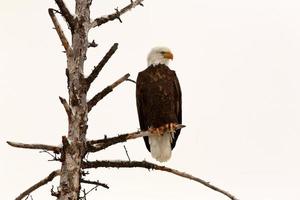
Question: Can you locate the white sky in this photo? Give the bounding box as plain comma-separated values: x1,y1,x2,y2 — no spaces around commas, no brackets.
1,0,300,199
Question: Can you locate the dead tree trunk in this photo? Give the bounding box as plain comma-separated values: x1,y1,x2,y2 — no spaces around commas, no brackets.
58,1,89,199
54,0,142,199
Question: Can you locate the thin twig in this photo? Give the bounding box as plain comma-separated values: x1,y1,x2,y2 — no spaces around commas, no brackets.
90,0,144,28
39,150,61,161
80,185,99,200
126,78,136,84
7,141,61,153
82,160,238,200
48,8,72,55
54,0,75,32
15,170,60,200
40,150,55,158
87,73,130,112
81,179,109,189
123,145,131,161
86,43,118,86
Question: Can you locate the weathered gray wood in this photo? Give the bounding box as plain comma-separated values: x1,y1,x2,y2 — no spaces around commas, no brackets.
57,0,90,199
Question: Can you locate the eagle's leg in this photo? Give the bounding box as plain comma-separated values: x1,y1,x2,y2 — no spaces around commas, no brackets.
149,123,178,136
148,127,161,135
169,122,178,133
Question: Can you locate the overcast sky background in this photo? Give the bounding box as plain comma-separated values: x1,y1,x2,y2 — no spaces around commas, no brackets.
1,0,300,199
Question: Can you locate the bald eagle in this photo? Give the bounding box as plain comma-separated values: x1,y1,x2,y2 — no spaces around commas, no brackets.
136,47,182,162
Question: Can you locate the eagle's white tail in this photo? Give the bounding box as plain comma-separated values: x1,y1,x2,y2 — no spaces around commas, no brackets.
149,133,173,162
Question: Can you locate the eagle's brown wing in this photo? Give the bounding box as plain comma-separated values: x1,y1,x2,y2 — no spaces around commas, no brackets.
136,71,151,151
171,71,182,149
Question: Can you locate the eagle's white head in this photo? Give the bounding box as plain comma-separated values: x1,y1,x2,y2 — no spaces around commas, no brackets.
147,46,174,66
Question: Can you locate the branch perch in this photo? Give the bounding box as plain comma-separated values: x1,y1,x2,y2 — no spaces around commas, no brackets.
54,0,75,32
48,8,72,54
86,43,118,86
15,170,60,200
91,0,144,28
87,73,130,111
87,124,185,152
87,130,149,152
82,160,238,200
7,141,61,153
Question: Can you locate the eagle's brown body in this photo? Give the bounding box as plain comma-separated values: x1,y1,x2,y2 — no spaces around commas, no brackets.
136,64,182,152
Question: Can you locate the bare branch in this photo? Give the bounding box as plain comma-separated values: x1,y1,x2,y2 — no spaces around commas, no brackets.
86,124,185,153
87,130,148,153
87,73,130,112
7,141,61,153
91,0,144,28
81,179,109,189
59,96,72,118
15,170,60,200
86,43,118,86
48,8,72,55
82,160,238,200
54,0,75,32
87,125,185,153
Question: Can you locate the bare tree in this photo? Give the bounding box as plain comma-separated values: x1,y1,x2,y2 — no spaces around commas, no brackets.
7,0,238,200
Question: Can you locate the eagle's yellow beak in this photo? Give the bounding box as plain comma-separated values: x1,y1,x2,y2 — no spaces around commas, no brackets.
163,51,174,60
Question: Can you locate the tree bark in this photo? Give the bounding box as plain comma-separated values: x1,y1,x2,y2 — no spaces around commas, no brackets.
57,0,90,199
